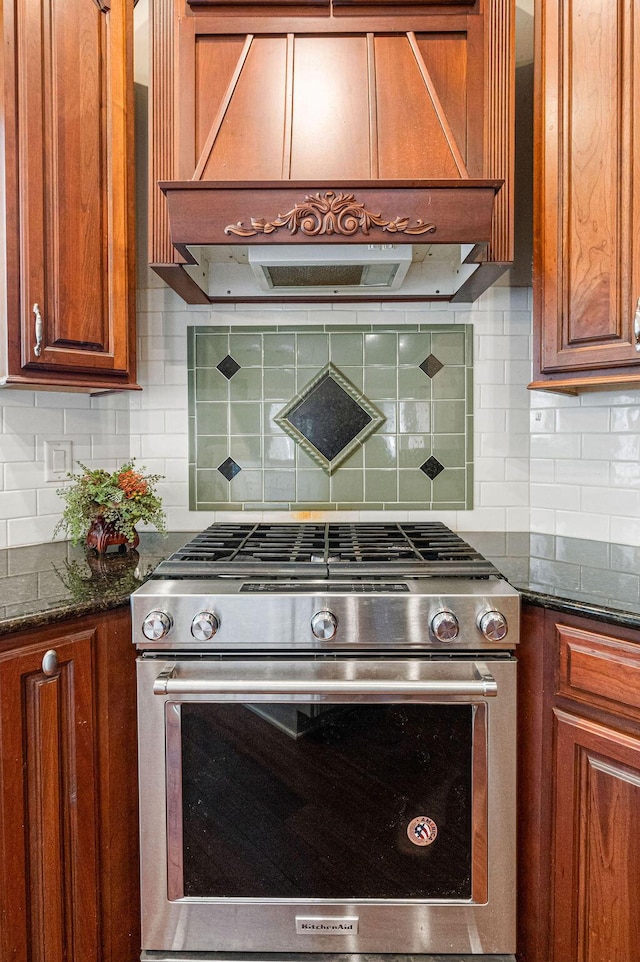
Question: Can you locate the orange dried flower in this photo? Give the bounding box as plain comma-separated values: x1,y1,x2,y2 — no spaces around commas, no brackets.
118,469,148,499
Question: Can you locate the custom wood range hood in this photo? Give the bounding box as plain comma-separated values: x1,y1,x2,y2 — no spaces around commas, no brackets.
149,0,514,304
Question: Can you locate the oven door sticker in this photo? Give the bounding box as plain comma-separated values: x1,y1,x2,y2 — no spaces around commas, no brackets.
296,917,359,935
407,815,438,846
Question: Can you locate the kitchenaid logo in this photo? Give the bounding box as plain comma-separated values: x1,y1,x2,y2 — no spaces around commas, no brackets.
295,916,359,935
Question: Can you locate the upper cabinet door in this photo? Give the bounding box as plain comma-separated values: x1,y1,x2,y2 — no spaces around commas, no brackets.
1,0,137,391
532,0,640,393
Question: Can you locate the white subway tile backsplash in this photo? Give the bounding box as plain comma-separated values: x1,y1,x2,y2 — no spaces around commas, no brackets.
3,282,640,545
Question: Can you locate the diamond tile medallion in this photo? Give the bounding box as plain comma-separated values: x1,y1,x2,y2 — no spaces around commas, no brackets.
188,324,473,511
275,363,385,474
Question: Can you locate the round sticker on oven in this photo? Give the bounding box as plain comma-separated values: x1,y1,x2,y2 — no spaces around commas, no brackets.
407,816,438,846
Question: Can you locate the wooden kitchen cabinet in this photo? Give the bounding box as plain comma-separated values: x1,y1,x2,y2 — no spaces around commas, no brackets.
0,0,138,393
0,606,140,962
517,606,640,961
531,0,640,394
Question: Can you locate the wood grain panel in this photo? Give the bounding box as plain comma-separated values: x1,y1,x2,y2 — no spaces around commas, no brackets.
290,35,371,179
553,709,640,962
195,36,249,162
484,0,513,265
533,0,640,383
0,632,99,962
203,35,288,179
374,34,462,179
150,0,176,264
415,32,468,162
557,623,640,720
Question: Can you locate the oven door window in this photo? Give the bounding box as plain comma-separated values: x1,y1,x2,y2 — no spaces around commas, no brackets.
168,701,484,902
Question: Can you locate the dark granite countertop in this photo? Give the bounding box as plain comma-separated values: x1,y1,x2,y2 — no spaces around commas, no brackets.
1,529,640,638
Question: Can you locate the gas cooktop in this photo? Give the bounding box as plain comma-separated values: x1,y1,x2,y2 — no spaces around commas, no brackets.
151,521,502,580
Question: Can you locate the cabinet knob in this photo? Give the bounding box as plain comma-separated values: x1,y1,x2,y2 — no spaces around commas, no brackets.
41,649,58,676
634,298,640,352
33,303,43,357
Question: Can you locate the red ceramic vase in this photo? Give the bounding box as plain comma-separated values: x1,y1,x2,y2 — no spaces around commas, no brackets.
85,516,140,554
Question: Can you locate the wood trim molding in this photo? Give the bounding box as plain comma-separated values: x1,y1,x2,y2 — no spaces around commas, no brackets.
484,0,514,264
149,0,176,264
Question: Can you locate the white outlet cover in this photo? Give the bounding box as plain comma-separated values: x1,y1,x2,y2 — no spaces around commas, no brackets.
44,440,73,482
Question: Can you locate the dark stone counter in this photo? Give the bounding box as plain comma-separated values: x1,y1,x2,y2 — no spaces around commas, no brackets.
1,529,639,637
0,532,191,637
462,531,640,631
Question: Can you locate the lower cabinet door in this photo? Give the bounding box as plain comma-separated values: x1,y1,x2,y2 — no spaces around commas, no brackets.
552,708,640,962
0,630,99,962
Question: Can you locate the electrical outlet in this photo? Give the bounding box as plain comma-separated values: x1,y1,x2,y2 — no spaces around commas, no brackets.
44,440,73,482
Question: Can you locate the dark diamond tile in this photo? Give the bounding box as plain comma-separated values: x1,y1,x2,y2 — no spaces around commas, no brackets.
419,354,444,378
217,355,241,379
217,457,242,481
286,374,372,462
420,456,445,480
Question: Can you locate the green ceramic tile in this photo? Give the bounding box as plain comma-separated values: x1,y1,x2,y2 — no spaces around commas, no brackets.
196,402,227,435
399,401,431,433
364,435,397,468
188,323,473,512
365,367,397,399
229,402,262,435
432,434,466,468
188,464,197,508
229,435,262,468
431,367,466,400
229,333,263,366
263,334,296,367
263,368,295,400
433,468,466,504
296,470,330,501
376,402,397,434
338,366,364,391
432,399,466,434
296,334,329,367
264,436,296,467
398,367,431,400
330,470,364,503
228,469,263,501
194,333,229,368
228,368,262,401
398,332,432,365
195,468,233,504
195,369,229,402
431,330,466,365
264,402,287,436
398,470,431,504
196,436,231,468
398,435,431,468
264,471,296,501
365,470,397,502
364,332,398,366
330,333,363,366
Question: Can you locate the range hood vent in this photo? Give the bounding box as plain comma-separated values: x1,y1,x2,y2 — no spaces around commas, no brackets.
248,244,413,292
149,2,514,304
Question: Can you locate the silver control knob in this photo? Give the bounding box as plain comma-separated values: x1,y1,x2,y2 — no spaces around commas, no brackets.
191,611,220,642
141,610,173,641
311,609,338,640
431,609,459,642
478,609,508,642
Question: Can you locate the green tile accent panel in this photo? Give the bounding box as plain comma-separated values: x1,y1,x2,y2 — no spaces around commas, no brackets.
187,324,473,511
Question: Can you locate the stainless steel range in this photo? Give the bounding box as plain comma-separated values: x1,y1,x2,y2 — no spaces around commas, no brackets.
132,522,519,962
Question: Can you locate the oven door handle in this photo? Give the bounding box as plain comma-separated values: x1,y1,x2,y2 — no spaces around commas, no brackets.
152,662,499,698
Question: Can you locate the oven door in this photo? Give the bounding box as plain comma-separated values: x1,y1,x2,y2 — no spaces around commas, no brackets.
137,656,516,956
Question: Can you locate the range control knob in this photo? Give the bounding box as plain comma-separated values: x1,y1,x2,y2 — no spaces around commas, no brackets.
311,609,338,641
191,611,220,642
478,609,508,642
431,609,459,643
141,610,173,641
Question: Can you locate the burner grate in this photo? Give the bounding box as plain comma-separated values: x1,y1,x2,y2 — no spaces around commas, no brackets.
153,522,500,580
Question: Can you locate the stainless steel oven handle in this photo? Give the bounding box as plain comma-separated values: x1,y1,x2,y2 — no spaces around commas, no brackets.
153,665,498,697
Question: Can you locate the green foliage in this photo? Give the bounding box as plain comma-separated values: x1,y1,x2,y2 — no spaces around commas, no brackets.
54,461,166,545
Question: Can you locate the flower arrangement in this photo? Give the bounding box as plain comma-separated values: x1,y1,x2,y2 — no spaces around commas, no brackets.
54,461,166,547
